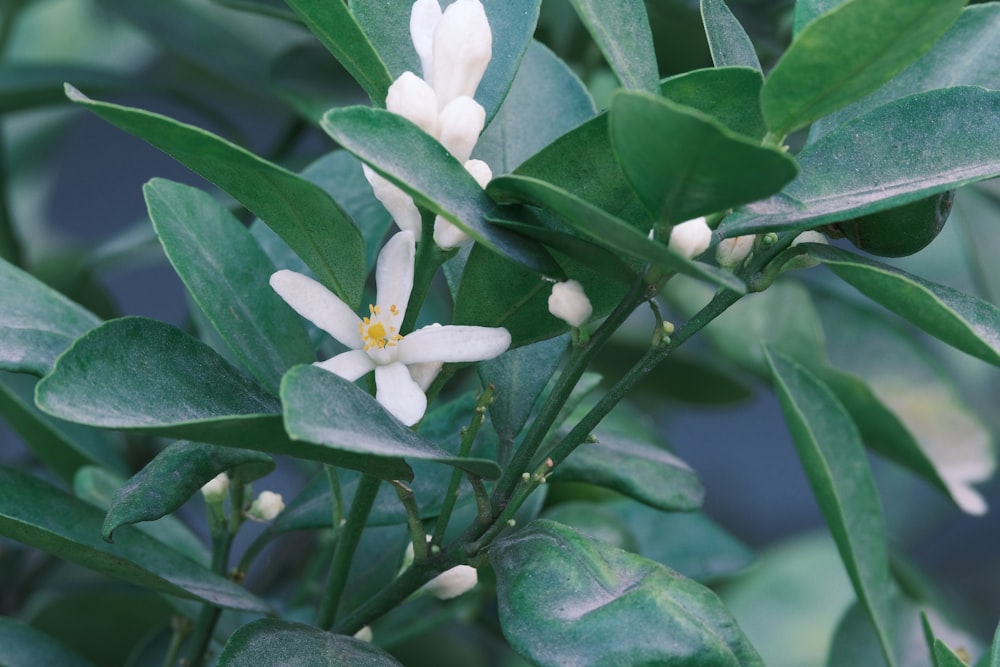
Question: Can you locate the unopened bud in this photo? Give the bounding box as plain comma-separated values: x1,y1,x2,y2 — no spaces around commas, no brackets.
363,164,422,236
716,235,754,269
423,564,478,599
431,0,492,107
783,230,827,271
667,217,712,259
433,159,491,249
353,626,374,643
438,96,485,162
547,279,593,327
410,0,443,83
200,473,229,504
247,490,284,522
386,71,440,139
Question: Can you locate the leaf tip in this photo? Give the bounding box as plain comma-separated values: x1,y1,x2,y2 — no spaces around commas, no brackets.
64,83,89,103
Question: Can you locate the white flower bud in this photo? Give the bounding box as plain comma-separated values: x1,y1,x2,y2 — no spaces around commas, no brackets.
410,0,443,83
716,235,754,270
548,280,592,327
363,164,422,236
200,473,229,503
783,230,828,271
431,0,492,107
353,626,374,643
433,159,491,249
668,217,712,259
386,72,440,139
438,96,485,162
247,490,284,522
423,564,478,599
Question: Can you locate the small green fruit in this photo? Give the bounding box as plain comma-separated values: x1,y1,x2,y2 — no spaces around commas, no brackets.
834,190,954,257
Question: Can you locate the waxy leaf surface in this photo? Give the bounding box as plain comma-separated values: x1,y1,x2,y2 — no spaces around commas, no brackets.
568,0,659,92
700,0,761,71
218,618,403,666
660,67,766,140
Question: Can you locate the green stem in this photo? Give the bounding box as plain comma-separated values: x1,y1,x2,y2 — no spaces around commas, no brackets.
316,474,381,629
326,464,344,529
161,616,192,667
185,530,233,667
392,480,428,562
401,210,446,335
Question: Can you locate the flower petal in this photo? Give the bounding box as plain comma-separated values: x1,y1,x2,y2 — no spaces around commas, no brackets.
431,0,492,107
408,361,443,391
397,325,510,365
363,164,422,235
315,349,375,381
410,0,442,83
270,270,363,349
432,215,472,250
387,72,440,139
375,362,428,426
438,96,485,162
375,230,416,321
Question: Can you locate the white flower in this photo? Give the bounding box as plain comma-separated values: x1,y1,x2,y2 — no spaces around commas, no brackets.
548,280,592,327
270,231,511,426
428,0,492,108
716,235,754,270
247,490,284,521
433,158,492,249
668,217,713,259
200,473,229,503
422,564,478,599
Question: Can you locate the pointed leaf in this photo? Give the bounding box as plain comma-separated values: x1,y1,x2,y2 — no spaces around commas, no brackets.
0,465,269,612
761,0,965,135
609,90,798,224
764,348,896,667
66,86,366,307
0,257,100,376
102,441,275,541
792,0,846,35
700,0,761,71
0,618,97,667
218,619,403,666
491,519,765,667
321,106,557,275
567,0,659,92
660,67,766,140
281,365,501,480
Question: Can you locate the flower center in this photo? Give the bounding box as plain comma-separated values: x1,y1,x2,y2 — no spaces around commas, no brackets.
359,304,403,351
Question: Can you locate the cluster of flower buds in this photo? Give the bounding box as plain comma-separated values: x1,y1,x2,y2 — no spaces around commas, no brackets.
365,0,493,249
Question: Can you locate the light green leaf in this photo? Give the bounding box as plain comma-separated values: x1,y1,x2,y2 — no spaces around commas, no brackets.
0,618,97,667
219,619,404,666
923,613,973,667
491,519,764,667
700,0,761,71
67,87,367,307
764,348,896,667
761,0,965,135
568,0,659,92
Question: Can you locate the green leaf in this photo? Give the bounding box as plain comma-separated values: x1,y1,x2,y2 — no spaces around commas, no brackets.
761,0,965,135
218,619,403,666
350,0,541,123
551,432,705,512
609,91,798,224
992,617,1000,667
923,613,972,667
0,465,269,612
764,348,896,667
0,618,97,667
0,257,100,376
722,87,1000,235
567,0,659,92
321,106,557,275
487,175,746,293
283,0,393,105
145,179,314,393
66,87,367,307
808,244,1000,368
0,64,136,113
700,0,761,71
102,441,275,541
491,519,764,667
269,44,345,123
213,0,299,22
281,365,501,480
792,0,846,35
661,67,766,140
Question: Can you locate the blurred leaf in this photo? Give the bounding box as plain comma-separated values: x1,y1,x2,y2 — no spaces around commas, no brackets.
568,0,659,92
761,0,964,135
660,67,766,140
700,0,761,71
923,613,973,667
0,64,137,113
269,44,347,123
792,0,846,35
608,91,797,223
146,179,314,393
283,0,393,105
0,257,100,376
722,87,1000,235
0,465,269,612
217,619,403,666
67,87,367,308
0,618,97,667
102,441,274,541
213,0,299,22
351,0,541,124
321,106,557,275
765,348,896,667
491,519,764,666
281,365,501,480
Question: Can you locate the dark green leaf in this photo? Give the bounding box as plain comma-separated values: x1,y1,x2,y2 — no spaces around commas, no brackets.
102,441,274,541
722,88,1000,235
764,348,896,667
660,67,766,140
0,257,100,376
541,501,640,552
145,179,314,393
67,87,367,307
0,465,269,612
491,519,764,667
0,64,136,113
700,0,761,71
269,44,347,123
281,365,501,480
568,0,659,92
213,0,299,22
350,0,541,123
218,619,403,666
487,175,745,293
283,0,393,105
609,91,797,223
0,618,97,667
551,432,704,512
321,106,557,275
761,0,964,135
